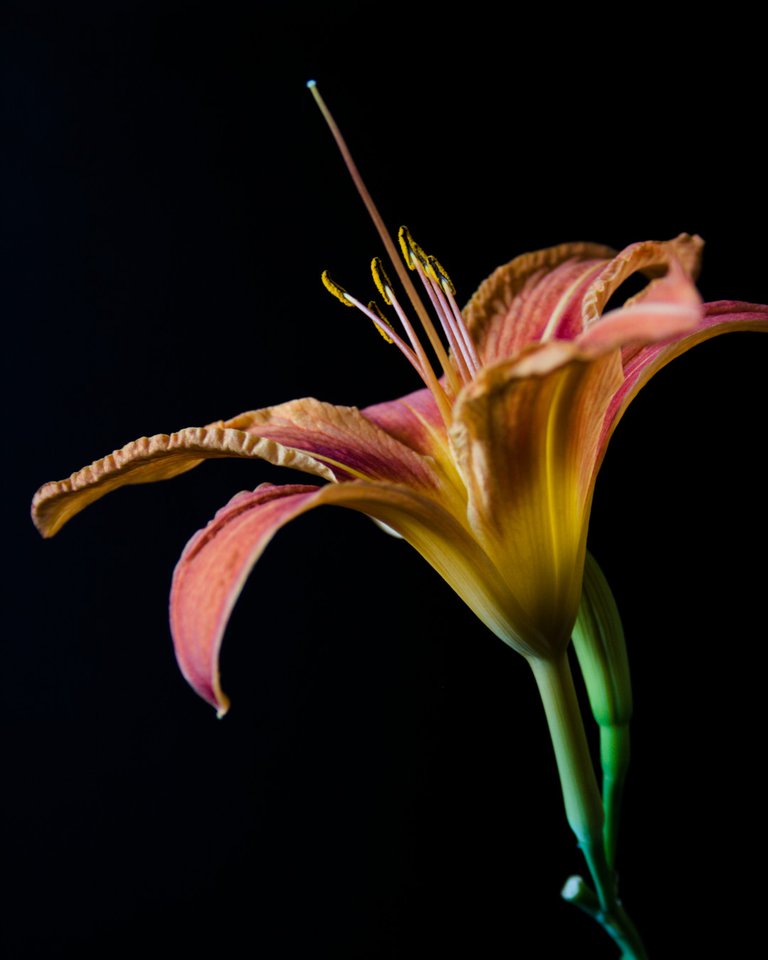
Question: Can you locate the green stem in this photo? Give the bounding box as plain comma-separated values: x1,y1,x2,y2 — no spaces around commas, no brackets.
530,655,649,959
529,654,604,851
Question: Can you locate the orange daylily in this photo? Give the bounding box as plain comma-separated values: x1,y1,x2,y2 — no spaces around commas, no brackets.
31,229,768,718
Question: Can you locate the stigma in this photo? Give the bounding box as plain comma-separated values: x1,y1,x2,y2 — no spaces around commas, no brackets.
309,81,481,425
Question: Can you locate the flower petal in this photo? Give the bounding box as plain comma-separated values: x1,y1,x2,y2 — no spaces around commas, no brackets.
449,342,624,649
580,234,704,330
170,483,322,715
576,258,702,355
598,299,768,456
32,397,443,539
362,386,445,456
171,479,551,714
225,397,438,486
464,243,616,364
31,424,336,538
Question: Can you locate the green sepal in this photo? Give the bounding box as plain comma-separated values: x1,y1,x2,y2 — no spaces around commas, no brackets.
572,551,633,728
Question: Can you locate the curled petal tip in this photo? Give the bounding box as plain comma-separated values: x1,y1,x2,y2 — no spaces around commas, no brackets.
577,257,702,356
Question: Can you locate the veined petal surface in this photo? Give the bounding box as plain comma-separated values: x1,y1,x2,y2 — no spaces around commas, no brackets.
31,425,336,538
450,342,624,649
171,478,552,714
577,259,702,356
599,300,768,457
362,387,446,456
32,397,443,539
464,243,615,364
580,234,704,331
224,397,441,486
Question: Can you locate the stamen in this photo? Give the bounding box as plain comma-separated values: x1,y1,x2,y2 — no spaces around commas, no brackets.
398,226,415,269
321,270,354,307
371,257,393,306
394,226,460,392
399,226,429,272
321,268,443,395
444,284,481,370
415,266,473,384
308,81,455,417
428,256,456,297
367,300,394,343
398,227,472,382
427,257,480,374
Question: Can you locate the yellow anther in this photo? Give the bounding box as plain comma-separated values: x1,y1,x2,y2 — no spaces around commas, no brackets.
398,226,415,269
428,255,456,296
368,301,394,343
398,225,429,272
371,257,394,306
321,270,354,307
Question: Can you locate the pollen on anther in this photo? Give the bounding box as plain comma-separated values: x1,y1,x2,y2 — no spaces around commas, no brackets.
371,257,394,305
321,270,354,307
398,225,429,271
428,256,456,296
398,226,416,270
368,301,394,343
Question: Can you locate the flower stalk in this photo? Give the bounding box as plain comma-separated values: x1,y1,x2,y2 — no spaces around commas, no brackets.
531,652,647,958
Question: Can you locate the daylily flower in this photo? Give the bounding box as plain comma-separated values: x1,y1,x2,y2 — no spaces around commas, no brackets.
32,82,768,957
31,229,768,722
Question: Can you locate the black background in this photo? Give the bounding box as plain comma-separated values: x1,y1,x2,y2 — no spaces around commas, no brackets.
4,3,766,958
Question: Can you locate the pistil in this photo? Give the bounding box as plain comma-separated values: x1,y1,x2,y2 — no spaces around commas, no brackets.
308,80,455,420
310,81,485,417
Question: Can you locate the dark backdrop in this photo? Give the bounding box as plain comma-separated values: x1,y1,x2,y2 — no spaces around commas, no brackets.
4,3,765,958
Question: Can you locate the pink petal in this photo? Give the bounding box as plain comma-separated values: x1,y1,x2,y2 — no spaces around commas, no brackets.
32,397,442,540
576,259,702,355
362,386,446,456
464,243,616,364
224,397,439,488
170,483,323,716
31,425,335,539
580,235,703,330
171,477,548,714
596,300,768,467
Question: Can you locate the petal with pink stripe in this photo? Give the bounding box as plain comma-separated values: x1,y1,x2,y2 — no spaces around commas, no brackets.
464,243,616,364
170,479,551,714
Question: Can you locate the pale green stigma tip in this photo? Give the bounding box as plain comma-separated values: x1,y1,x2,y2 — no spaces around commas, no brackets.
321,270,354,307
306,79,317,88
371,257,393,305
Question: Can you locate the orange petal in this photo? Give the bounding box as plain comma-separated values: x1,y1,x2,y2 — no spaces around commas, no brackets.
32,397,444,539
580,234,704,330
450,342,624,649
31,424,336,539
598,299,768,459
464,242,616,364
224,397,439,486
362,386,446,456
170,483,323,715
577,258,702,355
171,479,551,714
